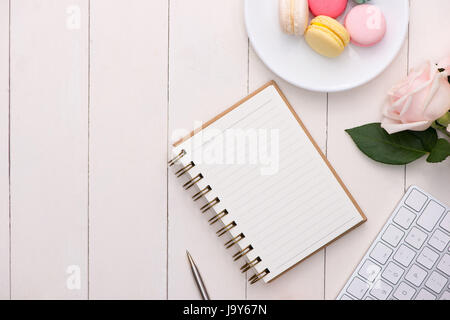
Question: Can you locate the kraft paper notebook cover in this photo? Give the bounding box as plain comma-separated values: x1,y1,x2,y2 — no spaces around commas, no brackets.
169,81,366,284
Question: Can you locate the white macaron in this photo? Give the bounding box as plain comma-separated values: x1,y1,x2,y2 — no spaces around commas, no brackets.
279,0,309,36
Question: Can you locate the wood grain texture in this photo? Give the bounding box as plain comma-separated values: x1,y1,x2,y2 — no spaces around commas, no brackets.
0,0,9,300
89,0,168,299
406,0,450,201
10,0,88,299
2,0,449,300
324,42,409,299
247,49,327,299
168,0,248,299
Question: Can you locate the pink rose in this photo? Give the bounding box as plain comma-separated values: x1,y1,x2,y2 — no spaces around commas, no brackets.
381,59,450,134
439,55,450,74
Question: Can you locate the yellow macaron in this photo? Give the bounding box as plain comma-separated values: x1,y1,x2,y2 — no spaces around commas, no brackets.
305,16,350,58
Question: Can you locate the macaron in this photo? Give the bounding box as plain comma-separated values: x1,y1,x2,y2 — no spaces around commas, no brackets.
305,15,350,58
345,4,387,47
279,0,309,36
308,0,348,19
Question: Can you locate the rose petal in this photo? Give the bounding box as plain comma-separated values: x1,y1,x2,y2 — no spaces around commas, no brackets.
400,79,432,122
438,54,450,74
422,76,450,120
398,63,441,123
383,61,450,134
382,103,403,120
381,118,433,134
388,67,424,103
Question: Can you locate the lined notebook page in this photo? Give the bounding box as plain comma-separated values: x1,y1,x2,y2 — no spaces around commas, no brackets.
174,84,365,282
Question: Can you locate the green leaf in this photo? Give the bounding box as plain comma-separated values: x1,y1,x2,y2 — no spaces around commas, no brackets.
427,139,450,163
408,128,438,152
436,112,450,128
345,123,438,165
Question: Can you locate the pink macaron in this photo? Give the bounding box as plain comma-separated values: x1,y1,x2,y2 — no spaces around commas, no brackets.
345,4,387,47
308,0,348,19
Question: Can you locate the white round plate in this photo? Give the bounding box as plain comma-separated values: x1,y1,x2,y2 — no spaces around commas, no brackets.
244,0,409,92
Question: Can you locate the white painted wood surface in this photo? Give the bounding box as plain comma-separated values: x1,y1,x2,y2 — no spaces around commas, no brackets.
10,0,88,299
0,0,9,300
89,0,167,300
1,0,449,299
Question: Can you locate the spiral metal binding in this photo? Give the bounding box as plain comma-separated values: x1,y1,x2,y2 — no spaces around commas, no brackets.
233,245,253,261
224,233,245,249
192,185,212,201
208,209,228,225
249,269,270,284
183,173,203,190
240,257,261,273
176,161,195,177
200,197,220,213
168,149,186,166
169,149,269,284
216,221,236,237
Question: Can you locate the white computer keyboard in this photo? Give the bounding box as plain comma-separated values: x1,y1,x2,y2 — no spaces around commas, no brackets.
338,186,450,300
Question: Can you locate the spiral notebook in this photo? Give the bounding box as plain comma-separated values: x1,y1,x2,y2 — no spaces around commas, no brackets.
169,81,366,284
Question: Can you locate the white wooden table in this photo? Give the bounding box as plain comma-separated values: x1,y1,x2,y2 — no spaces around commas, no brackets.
0,0,448,300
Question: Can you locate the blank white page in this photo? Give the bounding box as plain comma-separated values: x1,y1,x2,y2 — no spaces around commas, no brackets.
173,83,365,282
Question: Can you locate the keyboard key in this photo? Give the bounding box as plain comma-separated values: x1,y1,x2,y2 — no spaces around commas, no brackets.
381,262,404,285
358,260,381,282
417,247,440,269
393,282,416,300
428,229,450,252
415,289,436,300
425,271,447,294
370,242,393,265
440,212,450,233
405,227,427,249
347,277,369,299
405,264,428,286
417,200,445,232
382,225,404,247
338,188,449,302
393,245,416,267
437,254,450,276
370,280,393,300
393,207,416,229
405,189,428,212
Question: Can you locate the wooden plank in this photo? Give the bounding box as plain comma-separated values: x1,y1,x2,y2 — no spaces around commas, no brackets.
168,0,248,299
324,45,408,299
89,0,168,299
0,0,9,300
246,49,327,299
10,0,88,299
406,0,450,201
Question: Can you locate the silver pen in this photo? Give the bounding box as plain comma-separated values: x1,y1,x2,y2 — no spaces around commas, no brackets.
186,250,210,300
